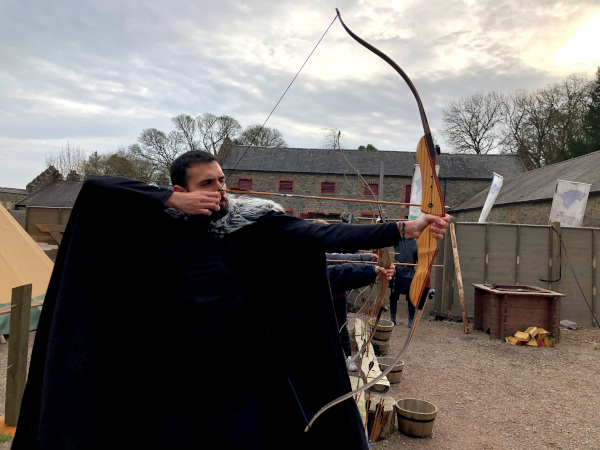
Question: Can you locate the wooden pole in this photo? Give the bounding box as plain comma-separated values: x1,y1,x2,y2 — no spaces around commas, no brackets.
440,218,455,313
5,284,33,427
549,221,561,293
326,259,442,268
450,223,469,334
484,223,490,284
593,229,598,326
224,189,420,207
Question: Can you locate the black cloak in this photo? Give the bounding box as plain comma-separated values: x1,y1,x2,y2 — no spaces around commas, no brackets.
13,177,400,449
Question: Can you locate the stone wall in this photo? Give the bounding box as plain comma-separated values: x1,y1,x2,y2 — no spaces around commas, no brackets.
26,166,63,193
226,169,493,220
226,169,410,219
453,194,600,228
0,191,29,210
442,179,492,212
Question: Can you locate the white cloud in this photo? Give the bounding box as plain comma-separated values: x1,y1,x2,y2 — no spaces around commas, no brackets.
0,0,599,188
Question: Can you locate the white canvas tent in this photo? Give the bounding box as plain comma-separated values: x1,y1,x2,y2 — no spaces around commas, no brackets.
0,204,53,334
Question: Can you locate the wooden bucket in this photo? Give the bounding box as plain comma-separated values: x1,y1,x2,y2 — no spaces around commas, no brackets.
368,318,394,341
377,357,404,384
395,398,437,438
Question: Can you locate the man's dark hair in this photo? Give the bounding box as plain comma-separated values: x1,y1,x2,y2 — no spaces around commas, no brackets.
170,150,217,188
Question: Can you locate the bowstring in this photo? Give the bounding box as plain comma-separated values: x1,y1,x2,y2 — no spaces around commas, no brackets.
224,13,339,187
542,225,600,328
219,13,340,427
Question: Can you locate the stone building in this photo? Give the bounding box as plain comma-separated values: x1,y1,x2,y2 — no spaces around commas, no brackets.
452,150,600,227
0,187,29,210
26,166,63,193
217,143,526,220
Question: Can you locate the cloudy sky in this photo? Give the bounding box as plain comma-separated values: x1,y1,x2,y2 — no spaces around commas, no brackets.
1,0,599,189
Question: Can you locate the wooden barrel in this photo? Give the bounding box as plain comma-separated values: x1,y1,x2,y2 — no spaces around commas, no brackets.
367,318,394,341
377,357,404,384
395,398,437,438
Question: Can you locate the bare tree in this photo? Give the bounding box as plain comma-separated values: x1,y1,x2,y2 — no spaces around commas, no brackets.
441,74,593,168
500,76,591,167
130,128,186,175
321,127,345,149
197,113,242,154
45,141,87,176
232,124,288,147
441,91,506,154
172,114,199,152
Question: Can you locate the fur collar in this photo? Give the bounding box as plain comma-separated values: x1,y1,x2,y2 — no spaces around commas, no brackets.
165,195,284,237
209,195,285,237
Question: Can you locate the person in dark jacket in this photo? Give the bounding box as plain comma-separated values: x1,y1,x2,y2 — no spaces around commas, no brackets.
389,238,418,326
13,150,448,450
326,253,394,371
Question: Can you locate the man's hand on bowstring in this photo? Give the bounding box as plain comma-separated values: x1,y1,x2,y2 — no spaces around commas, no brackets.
165,190,222,216
401,214,451,240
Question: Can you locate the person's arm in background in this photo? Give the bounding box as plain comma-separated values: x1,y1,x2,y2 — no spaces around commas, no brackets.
328,263,394,295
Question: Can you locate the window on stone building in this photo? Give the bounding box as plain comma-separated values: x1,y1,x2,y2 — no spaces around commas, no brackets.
320,181,336,194
404,184,412,203
363,182,379,196
278,180,294,193
238,178,253,190
308,212,339,220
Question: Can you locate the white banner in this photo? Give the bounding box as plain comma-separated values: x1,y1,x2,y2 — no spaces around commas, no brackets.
408,164,440,220
478,173,504,223
549,180,591,227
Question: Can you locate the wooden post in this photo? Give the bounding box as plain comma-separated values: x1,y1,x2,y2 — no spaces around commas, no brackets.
515,226,521,285
484,223,490,284
440,218,455,313
592,229,597,327
5,284,32,426
548,222,561,293
450,223,469,334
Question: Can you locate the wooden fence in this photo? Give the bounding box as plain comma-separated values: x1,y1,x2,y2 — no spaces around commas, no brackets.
433,221,599,327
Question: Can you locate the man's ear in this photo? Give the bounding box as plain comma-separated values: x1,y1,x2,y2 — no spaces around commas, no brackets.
173,185,187,193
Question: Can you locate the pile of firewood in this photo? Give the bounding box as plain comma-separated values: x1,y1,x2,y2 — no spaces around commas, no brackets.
505,326,555,347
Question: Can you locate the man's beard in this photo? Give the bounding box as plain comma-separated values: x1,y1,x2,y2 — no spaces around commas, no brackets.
209,196,229,221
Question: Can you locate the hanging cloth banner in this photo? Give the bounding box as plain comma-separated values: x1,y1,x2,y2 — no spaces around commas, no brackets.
549,179,591,227
478,172,504,223
408,163,440,220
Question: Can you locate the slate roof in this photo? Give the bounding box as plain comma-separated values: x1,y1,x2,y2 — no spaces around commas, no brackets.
220,146,525,180
0,187,29,195
15,180,172,208
454,150,600,211
16,181,83,208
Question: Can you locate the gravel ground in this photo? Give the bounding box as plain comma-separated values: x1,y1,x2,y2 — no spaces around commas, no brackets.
362,313,600,450
0,318,598,449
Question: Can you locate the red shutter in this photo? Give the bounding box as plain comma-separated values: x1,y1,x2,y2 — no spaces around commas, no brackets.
404,184,412,203
321,182,335,194
279,180,294,193
363,182,379,196
238,178,253,190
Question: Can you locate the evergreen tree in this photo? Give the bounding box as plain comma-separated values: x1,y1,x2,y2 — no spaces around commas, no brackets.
358,144,378,151
584,67,600,153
